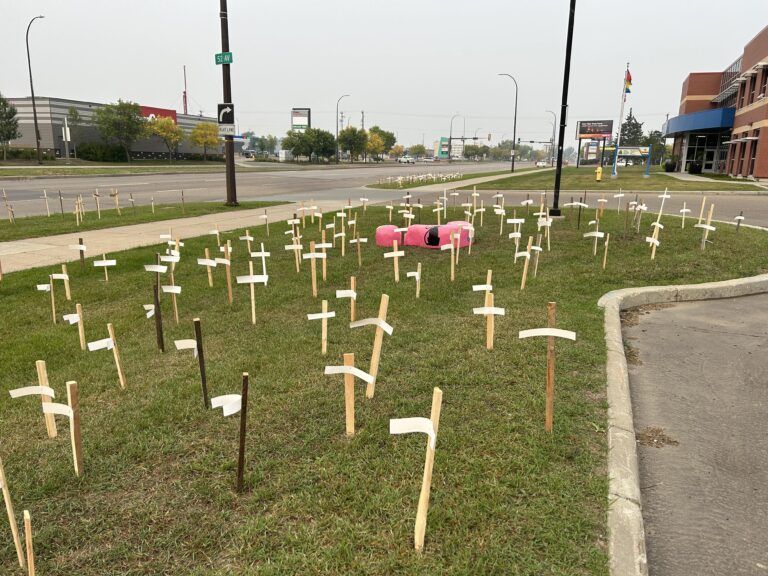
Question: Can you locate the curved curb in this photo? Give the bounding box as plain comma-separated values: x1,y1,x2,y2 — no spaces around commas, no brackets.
598,271,768,576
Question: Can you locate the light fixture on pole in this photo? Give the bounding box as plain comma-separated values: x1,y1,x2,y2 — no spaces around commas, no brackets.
26,15,45,166
448,113,460,163
498,73,519,172
546,110,557,167
336,94,349,164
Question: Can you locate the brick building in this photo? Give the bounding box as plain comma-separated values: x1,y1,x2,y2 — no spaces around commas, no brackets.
663,25,768,179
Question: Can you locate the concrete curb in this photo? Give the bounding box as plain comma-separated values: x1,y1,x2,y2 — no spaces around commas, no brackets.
598,265,768,576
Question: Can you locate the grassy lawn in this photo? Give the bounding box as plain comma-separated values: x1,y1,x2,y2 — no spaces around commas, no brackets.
0,203,766,575
367,167,534,189
0,201,284,242
463,165,765,192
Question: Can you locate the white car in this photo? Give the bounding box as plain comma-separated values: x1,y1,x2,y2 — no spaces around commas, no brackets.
535,160,548,167
398,156,415,164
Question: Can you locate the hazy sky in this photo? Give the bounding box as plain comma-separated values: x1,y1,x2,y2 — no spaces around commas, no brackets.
3,1,768,148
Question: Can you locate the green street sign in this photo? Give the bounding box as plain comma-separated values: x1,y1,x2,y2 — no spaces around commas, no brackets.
215,52,233,65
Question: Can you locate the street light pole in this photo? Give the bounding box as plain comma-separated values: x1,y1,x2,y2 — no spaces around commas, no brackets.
498,73,519,172
551,0,577,216
26,15,45,166
546,110,557,166
335,94,349,164
448,113,459,163
219,0,237,205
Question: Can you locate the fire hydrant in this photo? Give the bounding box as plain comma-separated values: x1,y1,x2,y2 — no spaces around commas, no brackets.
595,165,603,182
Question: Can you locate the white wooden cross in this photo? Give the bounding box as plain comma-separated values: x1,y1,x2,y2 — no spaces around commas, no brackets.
324,354,374,436
308,300,335,355
384,240,404,283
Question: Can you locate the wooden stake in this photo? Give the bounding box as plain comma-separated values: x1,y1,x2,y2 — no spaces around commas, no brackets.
350,277,357,322
204,248,214,287
343,353,355,437
449,233,455,282
94,190,101,219
393,240,400,283
43,190,50,217
24,510,34,576
225,241,233,304
486,293,495,350
66,381,84,476
414,387,443,552
0,457,25,568
310,241,318,298
78,237,85,268
60,264,72,301
107,323,127,389
321,230,328,281
169,271,179,325
35,361,57,438
366,294,389,398
102,253,109,282
194,318,209,408
698,196,707,224
415,262,422,298
479,199,484,227
293,236,301,273
681,201,688,229
151,196,155,214
236,373,249,494
180,189,186,214
247,261,257,324
153,284,164,352
356,233,362,268
602,233,610,270
533,234,542,278
321,300,329,355
75,303,86,350
49,275,56,324
520,236,533,290
545,302,556,433
701,203,715,251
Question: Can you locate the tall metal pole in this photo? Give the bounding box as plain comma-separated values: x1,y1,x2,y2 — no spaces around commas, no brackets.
546,110,557,166
448,113,459,163
335,94,349,164
26,15,45,166
219,0,237,205
498,74,519,172
551,0,577,216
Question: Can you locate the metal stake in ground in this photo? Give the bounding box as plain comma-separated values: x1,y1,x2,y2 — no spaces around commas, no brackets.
153,284,164,352
193,318,209,408
236,373,249,493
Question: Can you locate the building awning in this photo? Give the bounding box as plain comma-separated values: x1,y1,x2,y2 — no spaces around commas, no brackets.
662,107,735,138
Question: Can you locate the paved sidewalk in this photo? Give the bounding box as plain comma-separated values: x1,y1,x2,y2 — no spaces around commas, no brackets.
623,295,768,575
0,170,526,274
662,171,768,188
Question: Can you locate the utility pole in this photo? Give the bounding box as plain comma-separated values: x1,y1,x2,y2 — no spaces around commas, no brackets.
183,65,188,115
361,110,365,131
26,15,45,165
551,0,577,216
335,94,349,164
219,0,237,205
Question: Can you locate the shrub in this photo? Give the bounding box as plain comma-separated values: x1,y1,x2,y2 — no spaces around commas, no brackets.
77,142,127,162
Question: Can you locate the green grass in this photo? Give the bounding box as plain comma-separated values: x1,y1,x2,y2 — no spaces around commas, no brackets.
367,168,532,189
462,165,765,192
0,201,285,242
0,203,766,575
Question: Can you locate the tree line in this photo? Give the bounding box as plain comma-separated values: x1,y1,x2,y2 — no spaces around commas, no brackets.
279,125,397,163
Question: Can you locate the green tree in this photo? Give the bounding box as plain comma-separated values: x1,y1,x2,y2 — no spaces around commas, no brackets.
282,130,312,160
147,116,184,163
641,129,666,164
337,126,367,162
368,126,396,153
66,106,85,158
189,122,220,161
367,133,385,159
0,93,21,161
256,134,278,155
409,143,426,158
464,144,489,159
620,108,644,146
390,144,405,158
307,128,336,161
93,100,145,162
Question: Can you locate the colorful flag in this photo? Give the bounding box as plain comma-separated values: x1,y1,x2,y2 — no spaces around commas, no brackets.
624,68,632,95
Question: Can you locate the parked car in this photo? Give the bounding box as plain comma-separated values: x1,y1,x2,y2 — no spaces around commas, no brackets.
535,160,548,167
421,157,435,163
617,159,627,167
397,156,416,164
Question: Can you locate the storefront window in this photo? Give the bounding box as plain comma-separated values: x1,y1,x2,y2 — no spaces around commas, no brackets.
748,130,760,176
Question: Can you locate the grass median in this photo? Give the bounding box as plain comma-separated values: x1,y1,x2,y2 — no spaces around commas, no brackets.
367,167,534,190
461,165,765,192
0,203,765,575
0,201,285,242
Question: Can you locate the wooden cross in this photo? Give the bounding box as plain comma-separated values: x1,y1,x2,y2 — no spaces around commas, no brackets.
302,241,325,297
441,233,456,281
407,263,422,298
680,202,691,228
316,233,331,281
235,262,268,324
389,386,443,552
518,302,577,433
473,292,504,350
308,300,335,355
324,354,374,436
197,250,217,287
350,234,367,268
210,373,249,493
384,240,404,283
250,242,271,279
519,236,533,290
613,191,624,213
93,254,116,282
695,203,716,251
602,233,610,270
336,277,357,321
349,294,392,398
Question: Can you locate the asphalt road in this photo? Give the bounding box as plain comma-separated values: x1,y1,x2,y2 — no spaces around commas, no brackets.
624,295,768,575
0,161,514,218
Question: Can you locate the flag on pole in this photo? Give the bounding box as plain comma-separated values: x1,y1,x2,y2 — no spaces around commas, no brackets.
624,68,632,99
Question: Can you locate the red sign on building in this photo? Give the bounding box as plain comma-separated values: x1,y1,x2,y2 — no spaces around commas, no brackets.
140,106,177,123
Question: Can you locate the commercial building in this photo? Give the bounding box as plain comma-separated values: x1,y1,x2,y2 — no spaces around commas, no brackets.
8,96,222,159
433,137,463,160
663,25,768,178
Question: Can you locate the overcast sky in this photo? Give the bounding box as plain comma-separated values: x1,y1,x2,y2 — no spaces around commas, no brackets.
3,1,768,149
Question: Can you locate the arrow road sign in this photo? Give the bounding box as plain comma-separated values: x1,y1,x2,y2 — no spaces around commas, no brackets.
218,104,234,125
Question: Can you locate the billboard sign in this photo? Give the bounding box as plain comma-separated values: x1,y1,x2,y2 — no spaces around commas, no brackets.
140,106,177,123
617,146,649,158
576,120,613,140
291,108,311,132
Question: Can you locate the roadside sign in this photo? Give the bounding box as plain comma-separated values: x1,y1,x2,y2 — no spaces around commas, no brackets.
215,52,233,65
218,103,235,125
219,124,235,136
